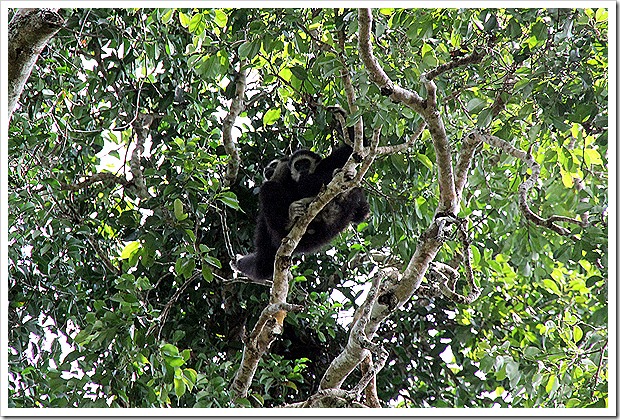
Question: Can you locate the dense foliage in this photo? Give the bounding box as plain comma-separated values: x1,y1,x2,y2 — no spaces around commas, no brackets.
8,7,608,409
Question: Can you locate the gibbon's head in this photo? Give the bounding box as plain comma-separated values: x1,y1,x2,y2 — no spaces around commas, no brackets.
263,159,281,181
289,149,321,182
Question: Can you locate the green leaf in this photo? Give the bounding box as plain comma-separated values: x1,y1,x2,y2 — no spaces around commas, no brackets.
476,108,493,127
203,254,222,268
174,377,186,398
532,21,548,44
217,191,240,210
545,374,557,394
160,9,174,24
583,148,603,166
290,66,308,80
120,241,141,259
416,153,434,170
188,13,205,34
595,8,608,22
178,11,190,27
542,279,561,295
202,265,213,282
262,108,281,126
167,356,186,368
183,368,198,389
161,343,179,357
573,325,583,343
235,398,252,408
466,98,487,113
214,10,228,28
173,198,188,221
524,346,541,360
238,40,261,60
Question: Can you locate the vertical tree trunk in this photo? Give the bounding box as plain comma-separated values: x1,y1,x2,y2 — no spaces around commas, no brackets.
8,8,64,119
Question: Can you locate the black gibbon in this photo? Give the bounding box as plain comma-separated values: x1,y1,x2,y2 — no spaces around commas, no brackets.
233,109,369,281
262,157,288,182
288,149,322,184
234,146,369,281
287,187,369,252
288,145,353,197
234,158,296,281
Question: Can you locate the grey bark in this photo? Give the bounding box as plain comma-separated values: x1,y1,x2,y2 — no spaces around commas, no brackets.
8,8,64,119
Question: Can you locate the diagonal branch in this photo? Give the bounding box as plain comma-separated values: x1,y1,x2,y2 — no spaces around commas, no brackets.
376,120,426,155
424,50,485,81
357,9,425,113
231,128,380,399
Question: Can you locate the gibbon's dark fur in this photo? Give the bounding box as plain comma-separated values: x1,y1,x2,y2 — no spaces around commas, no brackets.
234,113,369,281
235,159,296,281
235,153,369,281
290,144,353,197
287,147,369,253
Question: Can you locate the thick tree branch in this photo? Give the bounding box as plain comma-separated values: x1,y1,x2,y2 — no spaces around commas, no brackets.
8,8,64,119
358,8,457,215
231,301,304,398
357,9,425,113
320,11,488,391
222,60,247,187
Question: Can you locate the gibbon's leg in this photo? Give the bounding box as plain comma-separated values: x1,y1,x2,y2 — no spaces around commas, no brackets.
347,187,370,224
235,215,279,280
235,159,295,281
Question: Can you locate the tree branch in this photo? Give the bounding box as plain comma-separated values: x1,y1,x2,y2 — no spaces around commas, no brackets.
376,120,426,155
489,65,517,118
360,354,381,407
469,130,586,236
454,130,484,202
8,8,64,119
231,128,380,399
336,28,363,151
319,11,485,390
358,8,457,215
130,113,153,200
60,172,130,191
222,60,248,187
424,50,485,81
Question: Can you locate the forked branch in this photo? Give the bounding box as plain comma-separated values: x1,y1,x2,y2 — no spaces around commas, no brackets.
466,130,586,237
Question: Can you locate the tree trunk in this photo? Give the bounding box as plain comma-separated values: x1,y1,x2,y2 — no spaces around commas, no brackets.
8,8,64,119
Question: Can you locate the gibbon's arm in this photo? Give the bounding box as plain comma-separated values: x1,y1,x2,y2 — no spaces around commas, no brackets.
314,144,354,186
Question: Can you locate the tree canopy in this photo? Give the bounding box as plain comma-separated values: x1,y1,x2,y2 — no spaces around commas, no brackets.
7,7,610,411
